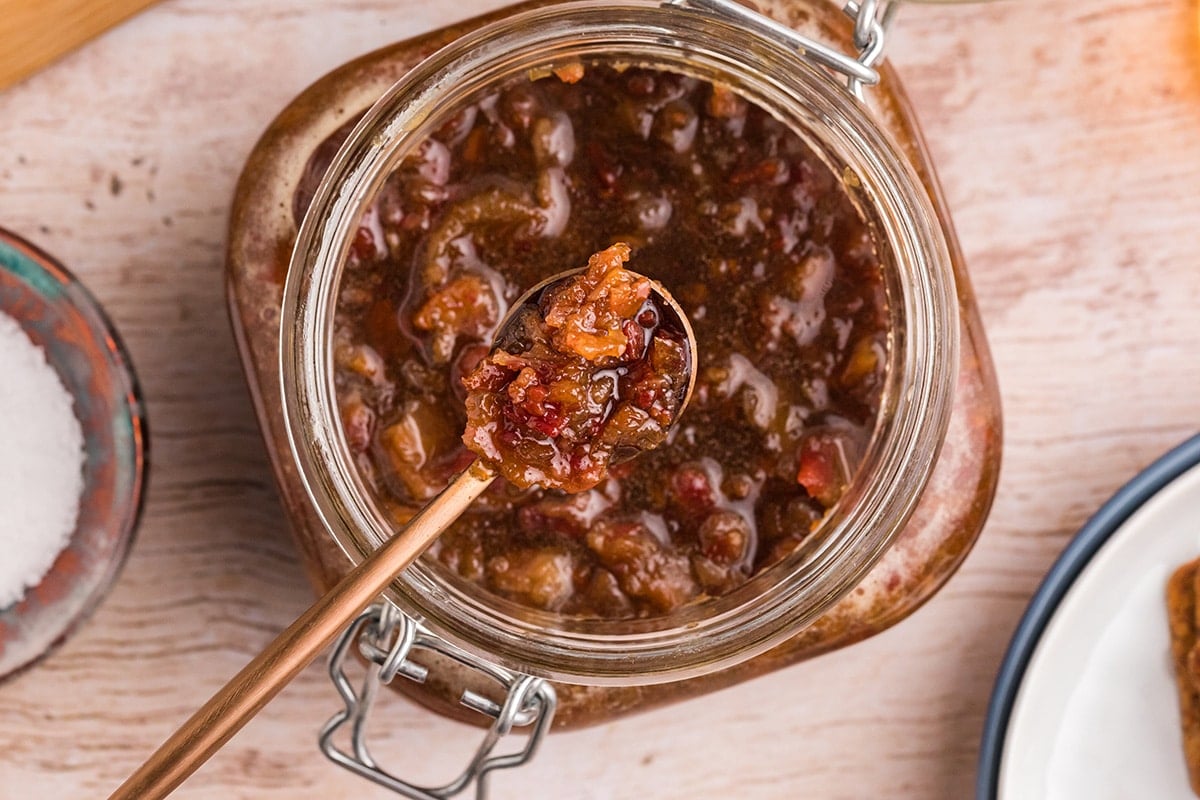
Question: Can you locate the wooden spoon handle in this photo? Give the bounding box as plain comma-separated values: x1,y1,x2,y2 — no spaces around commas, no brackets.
108,460,497,800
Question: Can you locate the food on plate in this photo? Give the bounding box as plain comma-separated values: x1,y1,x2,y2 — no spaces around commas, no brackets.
1167,557,1200,796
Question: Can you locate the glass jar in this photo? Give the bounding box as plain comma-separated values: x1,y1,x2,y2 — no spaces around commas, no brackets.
227,0,1000,789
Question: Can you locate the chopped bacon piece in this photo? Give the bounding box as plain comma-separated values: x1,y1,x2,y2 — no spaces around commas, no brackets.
795,432,851,508
412,273,499,363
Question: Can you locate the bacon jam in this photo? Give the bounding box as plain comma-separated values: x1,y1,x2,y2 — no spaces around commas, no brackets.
332,62,888,618
462,243,691,493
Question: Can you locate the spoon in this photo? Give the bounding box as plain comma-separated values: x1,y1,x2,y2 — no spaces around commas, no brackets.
108,246,697,800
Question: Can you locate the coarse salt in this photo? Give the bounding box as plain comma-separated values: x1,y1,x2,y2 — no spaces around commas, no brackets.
0,311,84,609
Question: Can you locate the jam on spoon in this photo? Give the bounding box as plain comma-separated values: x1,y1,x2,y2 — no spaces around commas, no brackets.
463,242,693,492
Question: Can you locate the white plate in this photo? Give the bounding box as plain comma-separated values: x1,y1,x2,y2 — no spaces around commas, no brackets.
978,435,1200,799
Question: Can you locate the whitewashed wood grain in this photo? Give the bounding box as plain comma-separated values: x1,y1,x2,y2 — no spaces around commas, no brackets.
0,0,1198,797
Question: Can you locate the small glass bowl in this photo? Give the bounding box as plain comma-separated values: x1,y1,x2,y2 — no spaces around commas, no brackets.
0,227,147,684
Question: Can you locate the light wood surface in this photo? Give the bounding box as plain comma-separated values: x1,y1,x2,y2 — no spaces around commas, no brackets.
108,463,497,800
0,0,163,90
0,1,1198,798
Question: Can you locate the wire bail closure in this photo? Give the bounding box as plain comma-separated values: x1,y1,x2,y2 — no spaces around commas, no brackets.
664,0,898,100
320,603,557,799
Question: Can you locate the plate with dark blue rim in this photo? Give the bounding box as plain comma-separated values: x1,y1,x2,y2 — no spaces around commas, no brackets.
978,433,1200,799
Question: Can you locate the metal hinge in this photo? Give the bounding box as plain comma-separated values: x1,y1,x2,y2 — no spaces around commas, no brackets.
320,603,557,799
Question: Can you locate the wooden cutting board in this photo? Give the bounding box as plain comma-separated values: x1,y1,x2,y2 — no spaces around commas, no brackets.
0,0,161,90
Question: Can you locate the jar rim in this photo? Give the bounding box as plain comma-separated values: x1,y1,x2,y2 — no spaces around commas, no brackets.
280,0,959,684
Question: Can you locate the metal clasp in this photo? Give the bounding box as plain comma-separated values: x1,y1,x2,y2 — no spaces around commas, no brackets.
664,0,899,100
320,603,557,799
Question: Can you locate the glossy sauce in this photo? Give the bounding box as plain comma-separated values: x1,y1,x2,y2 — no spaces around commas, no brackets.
332,63,888,618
